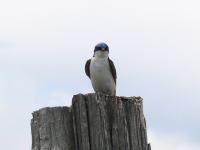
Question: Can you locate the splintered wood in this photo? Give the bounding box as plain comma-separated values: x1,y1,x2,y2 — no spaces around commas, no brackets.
31,93,151,150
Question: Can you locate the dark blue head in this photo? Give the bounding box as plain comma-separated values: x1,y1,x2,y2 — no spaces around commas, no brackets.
94,42,109,53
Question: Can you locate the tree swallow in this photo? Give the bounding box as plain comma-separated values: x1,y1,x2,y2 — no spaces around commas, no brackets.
85,42,117,96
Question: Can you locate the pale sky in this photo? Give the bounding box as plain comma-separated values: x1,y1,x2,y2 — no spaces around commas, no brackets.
0,1,200,149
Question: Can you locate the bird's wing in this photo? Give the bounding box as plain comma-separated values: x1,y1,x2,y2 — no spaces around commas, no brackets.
85,59,91,78
108,57,117,85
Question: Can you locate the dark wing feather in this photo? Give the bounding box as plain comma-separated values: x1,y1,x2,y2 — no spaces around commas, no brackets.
108,57,117,85
85,59,91,78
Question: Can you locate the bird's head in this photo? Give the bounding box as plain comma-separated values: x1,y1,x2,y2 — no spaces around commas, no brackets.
94,42,109,57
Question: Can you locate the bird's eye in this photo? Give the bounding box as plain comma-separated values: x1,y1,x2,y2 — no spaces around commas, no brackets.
96,47,101,50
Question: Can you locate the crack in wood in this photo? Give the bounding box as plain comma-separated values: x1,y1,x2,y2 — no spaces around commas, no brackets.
31,93,151,150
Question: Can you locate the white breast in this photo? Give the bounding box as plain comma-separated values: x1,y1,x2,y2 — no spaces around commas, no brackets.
90,56,116,96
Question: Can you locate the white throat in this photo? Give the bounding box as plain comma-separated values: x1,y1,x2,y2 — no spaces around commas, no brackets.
94,51,109,58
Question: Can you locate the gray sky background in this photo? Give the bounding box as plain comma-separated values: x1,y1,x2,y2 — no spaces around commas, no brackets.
0,1,200,149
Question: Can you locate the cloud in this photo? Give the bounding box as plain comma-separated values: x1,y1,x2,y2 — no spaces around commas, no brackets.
49,90,73,107
0,65,75,149
0,69,38,149
148,130,200,150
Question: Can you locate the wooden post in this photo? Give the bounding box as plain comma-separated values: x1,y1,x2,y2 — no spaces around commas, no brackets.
31,93,151,150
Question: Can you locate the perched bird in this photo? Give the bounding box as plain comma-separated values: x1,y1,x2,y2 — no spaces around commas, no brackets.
85,42,117,96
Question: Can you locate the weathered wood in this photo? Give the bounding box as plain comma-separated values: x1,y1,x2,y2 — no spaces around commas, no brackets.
72,94,90,150
31,107,75,150
31,93,151,150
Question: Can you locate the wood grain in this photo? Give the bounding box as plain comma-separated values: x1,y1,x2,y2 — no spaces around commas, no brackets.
31,93,151,150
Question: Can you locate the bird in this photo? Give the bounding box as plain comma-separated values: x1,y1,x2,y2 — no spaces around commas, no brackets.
85,42,117,96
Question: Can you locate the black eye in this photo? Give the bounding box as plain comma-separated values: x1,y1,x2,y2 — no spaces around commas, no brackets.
96,47,101,50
